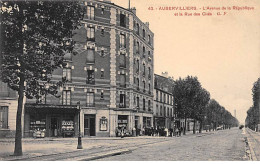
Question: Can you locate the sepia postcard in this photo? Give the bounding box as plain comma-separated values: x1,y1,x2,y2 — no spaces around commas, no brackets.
0,0,260,161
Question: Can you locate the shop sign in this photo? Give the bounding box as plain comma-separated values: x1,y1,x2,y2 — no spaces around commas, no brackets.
118,120,128,123
100,117,108,131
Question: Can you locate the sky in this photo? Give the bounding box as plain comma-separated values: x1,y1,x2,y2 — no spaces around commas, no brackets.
111,0,260,124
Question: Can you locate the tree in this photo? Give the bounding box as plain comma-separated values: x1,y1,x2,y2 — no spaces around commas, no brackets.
1,1,83,156
193,88,210,133
173,76,204,135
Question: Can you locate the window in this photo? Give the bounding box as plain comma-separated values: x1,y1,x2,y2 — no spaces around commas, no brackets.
164,93,166,103
101,91,104,99
137,97,140,108
101,29,104,35
62,90,71,105
143,98,145,110
136,78,139,90
148,35,151,45
120,74,126,88
136,23,139,35
148,83,151,94
86,70,95,84
160,105,162,116
136,59,139,73
86,92,95,107
63,68,71,82
143,29,145,39
148,100,151,111
167,108,170,117
101,8,104,14
120,14,126,27
119,53,126,68
164,107,166,117
87,27,95,41
120,34,126,48
136,42,140,54
167,95,169,104
156,90,158,101
143,81,145,92
148,67,151,79
143,46,146,57
0,106,8,129
119,94,126,108
87,6,95,20
143,63,146,76
86,49,95,64
156,105,158,115
101,50,104,57
101,70,104,78
160,92,162,102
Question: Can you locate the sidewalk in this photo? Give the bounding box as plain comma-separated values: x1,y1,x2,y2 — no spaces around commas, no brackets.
245,128,260,160
0,129,214,161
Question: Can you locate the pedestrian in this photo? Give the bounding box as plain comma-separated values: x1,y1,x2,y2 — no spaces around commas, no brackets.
175,128,179,137
121,126,125,138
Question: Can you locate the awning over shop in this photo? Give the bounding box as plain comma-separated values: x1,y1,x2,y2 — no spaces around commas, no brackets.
25,104,78,114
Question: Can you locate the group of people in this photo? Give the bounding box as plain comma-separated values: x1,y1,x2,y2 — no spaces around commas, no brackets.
115,126,185,137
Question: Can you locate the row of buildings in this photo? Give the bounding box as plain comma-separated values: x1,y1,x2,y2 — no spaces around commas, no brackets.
0,0,179,138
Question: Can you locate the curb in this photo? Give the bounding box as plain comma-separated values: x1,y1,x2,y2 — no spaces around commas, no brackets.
245,129,258,161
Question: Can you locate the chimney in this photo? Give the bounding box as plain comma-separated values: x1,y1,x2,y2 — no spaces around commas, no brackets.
131,7,136,15
145,22,149,28
161,72,168,78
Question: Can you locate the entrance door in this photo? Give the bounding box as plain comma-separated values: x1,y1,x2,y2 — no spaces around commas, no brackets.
84,115,96,136
51,117,58,137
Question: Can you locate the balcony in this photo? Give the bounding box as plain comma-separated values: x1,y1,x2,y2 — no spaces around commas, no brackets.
86,79,95,85
87,37,95,42
120,84,126,88
86,103,95,107
119,103,126,108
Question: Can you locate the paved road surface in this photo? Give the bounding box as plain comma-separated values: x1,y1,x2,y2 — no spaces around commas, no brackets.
98,128,247,161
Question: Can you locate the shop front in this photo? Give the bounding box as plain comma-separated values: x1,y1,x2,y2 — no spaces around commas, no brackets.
24,104,78,138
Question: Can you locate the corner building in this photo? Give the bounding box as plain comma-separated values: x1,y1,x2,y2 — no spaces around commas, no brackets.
24,0,154,137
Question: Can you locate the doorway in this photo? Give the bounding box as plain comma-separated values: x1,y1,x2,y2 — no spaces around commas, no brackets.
50,117,59,137
84,114,96,136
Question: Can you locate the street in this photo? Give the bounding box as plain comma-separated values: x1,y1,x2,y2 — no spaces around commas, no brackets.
98,128,247,161
0,128,251,161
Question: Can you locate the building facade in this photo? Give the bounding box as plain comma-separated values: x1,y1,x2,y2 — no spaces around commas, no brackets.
0,81,26,137
153,73,174,131
24,0,154,137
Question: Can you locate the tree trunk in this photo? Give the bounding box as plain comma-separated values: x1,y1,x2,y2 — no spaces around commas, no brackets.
199,120,202,133
183,117,187,135
14,77,25,156
193,119,196,134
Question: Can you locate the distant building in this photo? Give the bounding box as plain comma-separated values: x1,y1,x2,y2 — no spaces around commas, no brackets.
24,0,154,137
153,73,174,130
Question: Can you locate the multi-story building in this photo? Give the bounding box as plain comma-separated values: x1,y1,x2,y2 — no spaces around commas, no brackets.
0,81,26,137
24,0,154,137
153,73,174,131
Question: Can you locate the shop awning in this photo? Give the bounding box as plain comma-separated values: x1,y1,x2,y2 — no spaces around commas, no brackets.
25,103,78,114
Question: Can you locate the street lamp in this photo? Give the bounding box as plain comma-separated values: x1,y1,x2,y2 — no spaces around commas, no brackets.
77,101,83,149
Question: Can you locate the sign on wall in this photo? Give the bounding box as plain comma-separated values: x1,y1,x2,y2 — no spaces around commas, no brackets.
100,117,108,131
